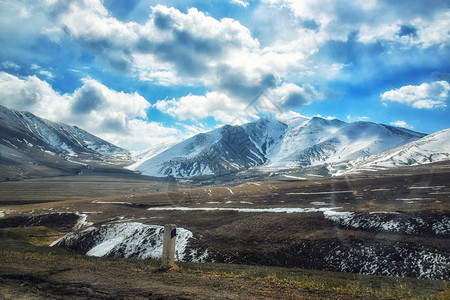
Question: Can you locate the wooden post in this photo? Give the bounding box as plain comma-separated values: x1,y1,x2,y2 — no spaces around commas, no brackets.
161,224,177,269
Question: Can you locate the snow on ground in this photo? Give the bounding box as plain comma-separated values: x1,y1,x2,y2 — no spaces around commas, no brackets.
324,211,450,235
92,200,132,205
323,242,449,280
287,191,353,195
226,188,234,195
52,223,194,261
148,206,343,214
395,198,433,201
73,213,93,231
282,175,307,180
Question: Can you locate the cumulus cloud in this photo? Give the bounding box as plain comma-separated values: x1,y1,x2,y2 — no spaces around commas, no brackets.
381,81,449,109
154,81,323,124
0,72,70,121
55,2,260,89
265,0,449,48
0,1,330,124
390,120,413,129
155,92,249,124
0,72,181,150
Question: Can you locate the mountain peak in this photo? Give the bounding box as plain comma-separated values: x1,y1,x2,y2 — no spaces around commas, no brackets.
131,116,428,178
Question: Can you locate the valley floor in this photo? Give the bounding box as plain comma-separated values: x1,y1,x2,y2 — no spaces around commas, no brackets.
0,161,449,298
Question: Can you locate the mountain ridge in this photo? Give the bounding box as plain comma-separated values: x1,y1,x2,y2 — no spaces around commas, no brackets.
330,127,450,176
131,116,429,178
0,104,132,180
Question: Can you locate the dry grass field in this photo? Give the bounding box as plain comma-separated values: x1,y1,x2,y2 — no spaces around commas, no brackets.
1,161,449,299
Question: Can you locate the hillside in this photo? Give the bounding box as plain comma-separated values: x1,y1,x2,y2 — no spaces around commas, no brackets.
0,105,133,180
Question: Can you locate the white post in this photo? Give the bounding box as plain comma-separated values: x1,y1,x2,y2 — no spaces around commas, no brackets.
161,224,176,269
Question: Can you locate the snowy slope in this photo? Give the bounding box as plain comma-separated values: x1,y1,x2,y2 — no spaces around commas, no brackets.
330,128,450,176
132,116,426,178
262,117,425,170
52,222,195,261
132,118,287,177
128,141,177,169
0,105,132,179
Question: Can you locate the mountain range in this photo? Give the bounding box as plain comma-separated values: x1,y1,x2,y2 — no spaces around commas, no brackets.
330,127,450,176
131,116,433,178
0,105,132,180
1,104,449,181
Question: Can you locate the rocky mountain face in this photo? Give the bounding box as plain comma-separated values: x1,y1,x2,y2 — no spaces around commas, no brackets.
132,116,429,178
0,105,132,180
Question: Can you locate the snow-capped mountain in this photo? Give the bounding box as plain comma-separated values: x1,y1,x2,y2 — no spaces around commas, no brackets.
330,128,450,176
262,116,425,170
132,116,426,177
0,105,132,180
132,118,287,177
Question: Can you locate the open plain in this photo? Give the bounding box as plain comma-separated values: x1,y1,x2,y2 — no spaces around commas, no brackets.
1,161,449,299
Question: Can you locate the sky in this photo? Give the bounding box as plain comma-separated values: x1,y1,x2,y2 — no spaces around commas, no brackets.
0,0,449,151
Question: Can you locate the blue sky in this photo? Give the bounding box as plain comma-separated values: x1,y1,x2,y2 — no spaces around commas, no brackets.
0,0,449,150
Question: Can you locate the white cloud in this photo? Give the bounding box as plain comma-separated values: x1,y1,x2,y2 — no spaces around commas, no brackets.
38,70,54,79
230,0,249,7
346,115,370,122
0,72,181,150
2,1,328,123
155,92,250,124
154,81,324,125
269,82,323,110
314,114,336,120
0,72,71,121
381,81,449,109
263,0,449,50
1,61,20,70
390,120,413,129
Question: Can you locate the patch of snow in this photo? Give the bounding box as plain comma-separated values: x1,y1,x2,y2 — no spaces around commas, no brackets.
92,200,132,205
395,198,433,201
148,206,343,214
226,188,234,195
408,186,434,189
287,191,353,195
323,242,449,280
282,175,307,180
73,213,93,230
53,223,194,261
432,216,450,235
